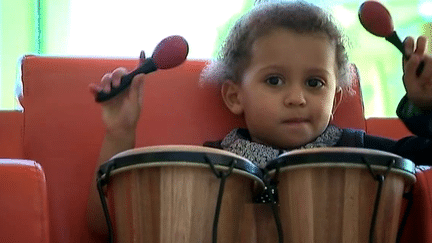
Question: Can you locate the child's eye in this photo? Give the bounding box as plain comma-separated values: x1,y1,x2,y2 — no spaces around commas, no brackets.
266,76,284,86
306,78,325,88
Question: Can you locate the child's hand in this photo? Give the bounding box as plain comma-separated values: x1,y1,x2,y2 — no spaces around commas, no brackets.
403,36,432,111
89,52,146,136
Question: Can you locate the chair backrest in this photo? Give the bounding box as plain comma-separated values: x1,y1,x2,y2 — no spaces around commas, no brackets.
20,55,365,242
332,64,365,130
0,111,24,158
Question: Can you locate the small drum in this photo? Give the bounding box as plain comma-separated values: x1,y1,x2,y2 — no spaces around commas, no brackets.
261,147,416,243
96,145,264,243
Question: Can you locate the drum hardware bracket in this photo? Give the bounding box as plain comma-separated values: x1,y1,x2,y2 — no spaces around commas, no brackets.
204,156,237,243
396,190,414,243
96,162,116,243
255,166,280,203
258,167,284,243
362,157,396,243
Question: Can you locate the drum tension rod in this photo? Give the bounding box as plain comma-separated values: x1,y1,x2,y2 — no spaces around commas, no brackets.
362,157,396,243
96,163,116,243
258,166,280,204
396,190,414,243
261,167,284,243
204,156,237,243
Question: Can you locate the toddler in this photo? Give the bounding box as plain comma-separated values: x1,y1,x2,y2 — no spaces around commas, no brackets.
87,1,432,238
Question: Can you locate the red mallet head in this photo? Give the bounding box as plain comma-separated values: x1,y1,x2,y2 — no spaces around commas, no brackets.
359,1,394,38
152,35,189,69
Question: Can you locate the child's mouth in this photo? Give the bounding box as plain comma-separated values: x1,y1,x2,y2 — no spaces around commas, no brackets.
282,118,310,128
283,118,309,124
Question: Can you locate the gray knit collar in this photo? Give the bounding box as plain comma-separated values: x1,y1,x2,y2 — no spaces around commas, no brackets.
221,125,342,168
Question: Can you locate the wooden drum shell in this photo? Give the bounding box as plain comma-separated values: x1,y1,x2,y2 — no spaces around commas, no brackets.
101,146,264,243
259,148,416,243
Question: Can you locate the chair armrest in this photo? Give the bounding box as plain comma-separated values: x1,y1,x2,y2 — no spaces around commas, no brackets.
366,117,413,140
399,168,432,242
0,159,49,243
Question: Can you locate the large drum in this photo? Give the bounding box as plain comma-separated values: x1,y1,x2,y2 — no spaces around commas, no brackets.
261,147,416,243
96,145,264,243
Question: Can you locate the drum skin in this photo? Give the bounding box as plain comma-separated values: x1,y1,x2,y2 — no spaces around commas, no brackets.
258,148,416,243
101,145,263,243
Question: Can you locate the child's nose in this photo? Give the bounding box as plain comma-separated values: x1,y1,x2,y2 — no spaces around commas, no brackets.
283,87,306,107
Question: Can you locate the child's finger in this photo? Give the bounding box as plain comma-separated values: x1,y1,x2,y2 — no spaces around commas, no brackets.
111,67,128,88
88,83,103,95
414,36,427,55
100,73,111,84
100,73,113,93
129,74,146,102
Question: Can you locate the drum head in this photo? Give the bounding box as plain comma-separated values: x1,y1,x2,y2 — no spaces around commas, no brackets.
98,145,263,185
266,147,416,184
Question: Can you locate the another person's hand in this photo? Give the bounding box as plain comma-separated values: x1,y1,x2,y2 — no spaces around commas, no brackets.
403,36,432,111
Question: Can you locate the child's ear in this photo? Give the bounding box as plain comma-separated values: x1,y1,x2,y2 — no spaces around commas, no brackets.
332,87,343,114
221,80,244,115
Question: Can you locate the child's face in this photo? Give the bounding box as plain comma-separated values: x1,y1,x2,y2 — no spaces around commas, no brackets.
223,28,342,149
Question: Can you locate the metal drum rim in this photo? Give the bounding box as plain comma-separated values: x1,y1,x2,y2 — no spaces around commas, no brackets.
266,147,416,177
99,145,264,184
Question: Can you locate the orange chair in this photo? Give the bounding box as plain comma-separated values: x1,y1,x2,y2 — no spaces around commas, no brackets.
0,159,49,243
0,54,426,242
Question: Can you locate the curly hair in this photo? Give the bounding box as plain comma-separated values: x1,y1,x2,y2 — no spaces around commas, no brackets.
200,0,353,91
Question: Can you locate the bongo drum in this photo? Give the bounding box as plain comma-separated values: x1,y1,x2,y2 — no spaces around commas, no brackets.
96,145,264,243
261,147,416,243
